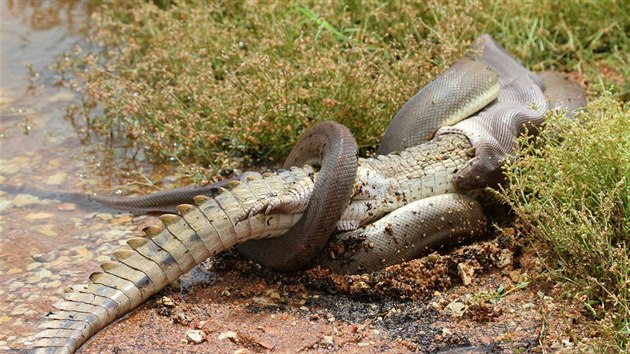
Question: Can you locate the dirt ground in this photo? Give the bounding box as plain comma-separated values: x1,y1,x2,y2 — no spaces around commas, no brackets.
79,217,593,354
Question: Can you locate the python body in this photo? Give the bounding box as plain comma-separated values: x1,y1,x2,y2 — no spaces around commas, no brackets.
31,35,586,353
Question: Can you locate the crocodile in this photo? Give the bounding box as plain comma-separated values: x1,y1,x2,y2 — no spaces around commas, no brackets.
30,35,586,353
32,133,478,353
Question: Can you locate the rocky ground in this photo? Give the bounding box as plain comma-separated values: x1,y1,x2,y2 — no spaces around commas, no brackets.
76,213,591,353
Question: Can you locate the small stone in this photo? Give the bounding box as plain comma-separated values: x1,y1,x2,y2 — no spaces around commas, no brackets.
25,274,43,284
12,194,39,207
10,305,28,316
252,296,277,307
0,161,20,175
457,262,475,285
26,262,42,271
265,289,281,300
59,269,80,277
25,212,53,221
321,336,334,346
159,296,176,307
444,301,467,317
6,268,22,275
30,224,58,236
496,249,513,268
57,203,76,211
32,250,59,263
8,281,24,292
95,255,111,263
96,213,113,221
185,330,206,344
0,200,14,214
44,172,67,185
218,331,239,342
48,90,75,102
508,270,522,283
70,246,93,260
0,96,14,106
176,311,192,323
110,214,133,225
41,280,62,289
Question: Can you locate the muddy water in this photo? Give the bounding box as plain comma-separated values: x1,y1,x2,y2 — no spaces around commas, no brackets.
0,2,164,351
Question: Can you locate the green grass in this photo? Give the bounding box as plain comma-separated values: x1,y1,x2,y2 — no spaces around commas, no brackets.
498,95,629,350
60,0,629,173
56,0,629,350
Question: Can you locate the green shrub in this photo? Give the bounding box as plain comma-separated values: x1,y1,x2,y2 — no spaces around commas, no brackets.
498,94,629,350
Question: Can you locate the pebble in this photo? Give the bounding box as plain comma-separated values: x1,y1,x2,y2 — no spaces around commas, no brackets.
496,249,513,268
103,229,129,240
25,274,43,284
59,269,80,277
12,194,39,207
321,336,334,345
110,214,133,225
185,330,206,344
6,268,23,275
48,90,75,102
30,224,58,236
95,255,111,263
32,250,60,263
41,280,62,289
457,262,475,286
57,203,76,211
70,247,94,261
0,161,20,175
9,281,24,292
509,269,523,283
0,200,14,214
25,212,53,221
26,262,43,271
96,213,113,221
44,172,67,185
10,305,28,316
159,296,176,307
218,331,239,342
444,300,467,317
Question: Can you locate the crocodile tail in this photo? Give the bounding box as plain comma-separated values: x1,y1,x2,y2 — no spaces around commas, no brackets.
30,170,310,353
30,209,213,353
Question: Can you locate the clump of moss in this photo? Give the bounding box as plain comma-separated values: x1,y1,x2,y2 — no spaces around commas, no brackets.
498,94,629,350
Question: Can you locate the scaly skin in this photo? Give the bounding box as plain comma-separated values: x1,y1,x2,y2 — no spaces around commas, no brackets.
31,133,472,353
